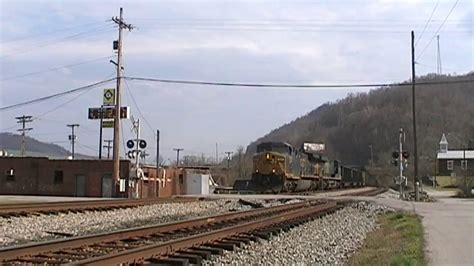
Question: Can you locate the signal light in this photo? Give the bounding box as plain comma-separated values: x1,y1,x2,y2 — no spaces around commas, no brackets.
402,151,409,159
392,151,399,159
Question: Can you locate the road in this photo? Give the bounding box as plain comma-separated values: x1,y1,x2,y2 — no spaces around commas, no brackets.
368,189,474,266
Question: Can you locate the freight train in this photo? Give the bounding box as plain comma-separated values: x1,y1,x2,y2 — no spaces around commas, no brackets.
248,142,365,193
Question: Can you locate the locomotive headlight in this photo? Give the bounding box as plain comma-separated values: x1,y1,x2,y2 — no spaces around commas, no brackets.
266,153,270,160
272,169,276,173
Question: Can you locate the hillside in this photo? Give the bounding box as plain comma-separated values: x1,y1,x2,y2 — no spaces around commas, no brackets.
0,132,94,159
245,72,474,184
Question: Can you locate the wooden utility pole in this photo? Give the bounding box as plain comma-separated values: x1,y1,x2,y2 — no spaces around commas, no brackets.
103,139,113,159
411,31,419,193
111,8,133,183
16,115,33,156
67,124,79,159
225,152,233,169
173,148,183,167
156,130,160,167
437,35,442,75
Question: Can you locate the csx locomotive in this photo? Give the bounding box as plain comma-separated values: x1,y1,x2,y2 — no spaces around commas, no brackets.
250,142,365,193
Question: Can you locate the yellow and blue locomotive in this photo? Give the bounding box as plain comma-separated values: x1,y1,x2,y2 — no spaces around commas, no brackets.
250,142,364,193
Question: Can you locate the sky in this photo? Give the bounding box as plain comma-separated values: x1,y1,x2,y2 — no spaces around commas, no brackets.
0,0,472,163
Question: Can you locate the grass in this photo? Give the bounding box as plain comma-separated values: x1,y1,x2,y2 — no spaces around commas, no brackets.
348,212,425,266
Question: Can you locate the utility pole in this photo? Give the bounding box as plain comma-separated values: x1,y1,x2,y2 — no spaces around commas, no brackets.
225,151,233,180
399,128,404,199
225,152,233,170
99,105,103,159
156,130,160,197
411,30,419,197
215,143,219,165
437,35,442,75
16,115,33,156
67,124,79,159
156,130,160,167
368,145,374,166
173,148,183,167
463,147,467,193
111,7,133,183
103,140,113,159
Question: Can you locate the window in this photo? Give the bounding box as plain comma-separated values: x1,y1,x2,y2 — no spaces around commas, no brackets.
461,160,468,170
447,160,454,171
179,174,184,184
54,170,63,184
5,168,14,181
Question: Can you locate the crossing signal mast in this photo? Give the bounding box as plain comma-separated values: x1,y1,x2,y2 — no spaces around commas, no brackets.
392,128,409,199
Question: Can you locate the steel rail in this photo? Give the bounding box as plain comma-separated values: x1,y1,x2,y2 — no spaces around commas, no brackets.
342,187,388,197
71,201,338,265
0,197,199,217
0,200,325,262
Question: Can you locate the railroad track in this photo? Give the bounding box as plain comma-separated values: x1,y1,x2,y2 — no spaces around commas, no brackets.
0,200,341,265
0,197,200,218
342,187,388,197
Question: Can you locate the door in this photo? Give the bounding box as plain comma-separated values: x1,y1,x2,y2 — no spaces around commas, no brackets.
75,175,85,197
101,175,113,197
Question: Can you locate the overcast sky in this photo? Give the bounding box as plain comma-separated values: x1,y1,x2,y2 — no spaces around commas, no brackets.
0,0,472,162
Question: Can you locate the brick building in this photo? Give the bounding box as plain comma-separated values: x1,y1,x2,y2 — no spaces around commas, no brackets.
0,157,216,198
0,157,131,197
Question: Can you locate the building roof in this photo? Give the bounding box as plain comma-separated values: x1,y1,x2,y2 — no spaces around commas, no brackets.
439,133,448,145
437,150,474,159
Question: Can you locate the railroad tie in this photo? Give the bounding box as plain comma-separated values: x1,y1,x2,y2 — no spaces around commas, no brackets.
169,253,202,264
189,246,224,255
203,242,235,251
225,236,252,244
179,249,212,260
218,239,244,248
148,257,189,266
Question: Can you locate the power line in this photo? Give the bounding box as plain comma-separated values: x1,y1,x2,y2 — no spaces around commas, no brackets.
0,77,116,112
124,79,155,135
1,56,113,82
1,24,114,59
31,72,117,120
137,25,467,34
0,21,106,44
125,76,473,89
416,0,460,61
1,77,471,114
415,0,440,47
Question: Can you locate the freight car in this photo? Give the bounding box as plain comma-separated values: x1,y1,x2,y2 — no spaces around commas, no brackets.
249,141,364,193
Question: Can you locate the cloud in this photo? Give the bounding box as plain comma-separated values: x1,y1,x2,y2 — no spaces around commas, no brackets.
1,0,472,159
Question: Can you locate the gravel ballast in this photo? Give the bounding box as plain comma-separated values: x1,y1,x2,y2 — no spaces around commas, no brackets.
204,202,392,265
0,199,299,247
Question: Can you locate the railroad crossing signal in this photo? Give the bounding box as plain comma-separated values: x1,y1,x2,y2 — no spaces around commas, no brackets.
392,150,409,167
126,139,147,159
